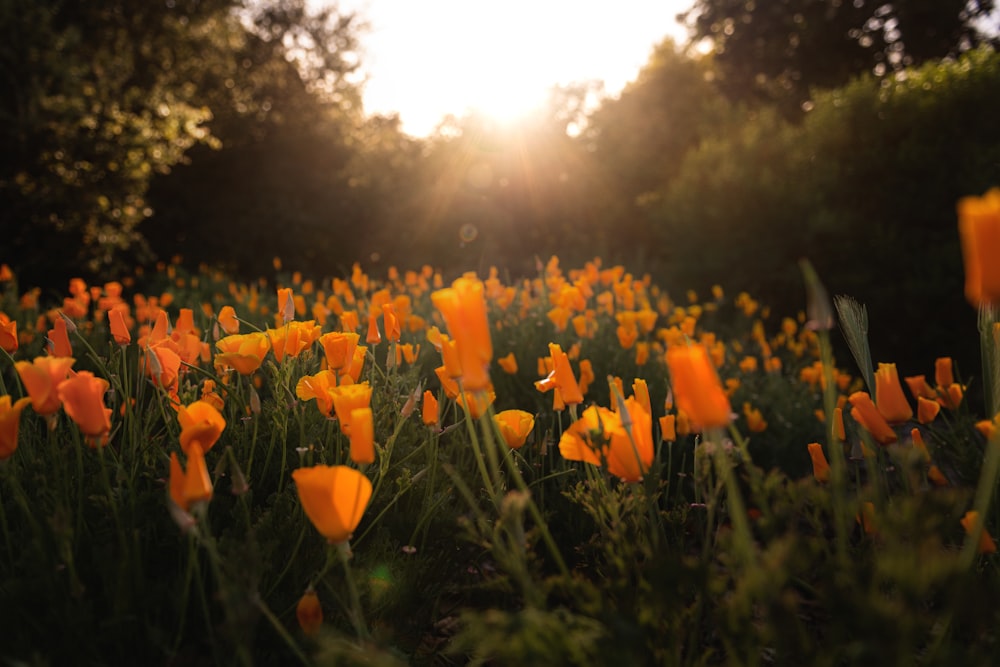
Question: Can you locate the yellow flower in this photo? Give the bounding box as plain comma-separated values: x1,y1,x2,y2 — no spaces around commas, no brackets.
494,410,535,449
292,465,372,544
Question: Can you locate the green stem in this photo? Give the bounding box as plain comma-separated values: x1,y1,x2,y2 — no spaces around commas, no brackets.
337,541,369,640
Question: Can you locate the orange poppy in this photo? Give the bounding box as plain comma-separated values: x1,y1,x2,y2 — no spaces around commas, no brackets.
15,356,76,416
319,331,359,371
421,390,439,427
0,395,31,459
58,371,112,444
848,392,898,444
296,370,339,417
381,303,401,343
169,443,213,512
0,314,18,353
348,407,375,464
807,443,830,483
874,363,913,423
958,188,1000,305
431,277,493,392
215,332,270,375
292,465,372,544
47,316,73,357
559,397,653,482
330,383,372,436
178,400,227,455
665,344,731,428
296,588,323,636
108,308,132,345
961,510,997,554
494,409,535,449
217,305,240,335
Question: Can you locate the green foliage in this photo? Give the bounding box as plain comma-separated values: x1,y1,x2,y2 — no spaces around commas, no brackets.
650,47,1000,377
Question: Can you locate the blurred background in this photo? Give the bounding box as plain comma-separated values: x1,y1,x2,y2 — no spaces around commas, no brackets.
2,0,999,381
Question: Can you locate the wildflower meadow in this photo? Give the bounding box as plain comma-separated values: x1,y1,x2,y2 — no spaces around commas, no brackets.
2,188,1000,665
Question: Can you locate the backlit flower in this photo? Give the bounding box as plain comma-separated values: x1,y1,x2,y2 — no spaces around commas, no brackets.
217,305,240,335
665,344,731,428
178,400,227,455
15,356,75,416
296,370,339,417
494,409,534,449
292,465,372,544
958,188,1000,305
267,320,320,363
431,277,493,392
331,383,372,435
349,407,375,464
0,395,31,459
58,371,112,444
535,343,583,405
559,397,653,482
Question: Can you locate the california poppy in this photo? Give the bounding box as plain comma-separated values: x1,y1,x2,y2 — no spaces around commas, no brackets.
215,332,270,375
421,390,439,427
958,188,1000,305
15,356,76,417
431,277,493,392
874,363,913,423
665,344,732,428
848,391,898,444
349,407,375,464
494,410,535,449
169,443,213,512
559,397,653,482
58,371,112,444
108,308,132,345
330,383,372,436
961,510,997,554
0,395,31,459
178,400,227,455
319,331,359,371
47,316,73,357
807,443,830,483
296,588,323,636
292,465,372,544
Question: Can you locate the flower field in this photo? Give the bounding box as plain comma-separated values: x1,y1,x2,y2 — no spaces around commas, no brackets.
2,190,1000,665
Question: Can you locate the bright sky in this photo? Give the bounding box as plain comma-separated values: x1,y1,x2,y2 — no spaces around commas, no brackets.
329,0,694,136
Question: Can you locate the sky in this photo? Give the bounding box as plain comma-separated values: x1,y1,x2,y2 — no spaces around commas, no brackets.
328,0,694,136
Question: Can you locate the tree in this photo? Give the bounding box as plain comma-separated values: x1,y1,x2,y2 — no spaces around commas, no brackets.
680,0,997,112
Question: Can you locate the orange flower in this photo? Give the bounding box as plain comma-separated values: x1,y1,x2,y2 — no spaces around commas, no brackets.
211,305,237,336
632,378,651,415
559,398,653,482
665,344,731,428
659,414,676,441
296,370,339,417
497,352,518,375
958,188,1000,305
439,335,463,379
169,443,213,512
904,374,936,400
534,343,583,405
47,317,73,357
144,340,181,393
330,383,372,436
365,311,382,345
0,395,31,459
431,277,493,392
268,320,320,363
848,392,898,444
422,390,439,426
215,332,270,375
292,465,372,544
494,409,535,449
457,390,495,420
296,588,323,636
58,371,112,444
874,363,913,423
319,331,359,371
108,308,132,345
15,356,76,416
961,510,997,554
178,400,227,455
341,345,367,383
742,403,768,433
917,396,941,424
381,303,401,343
806,443,830,483
278,287,295,324
0,314,17,353
349,407,375,464
934,357,955,391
